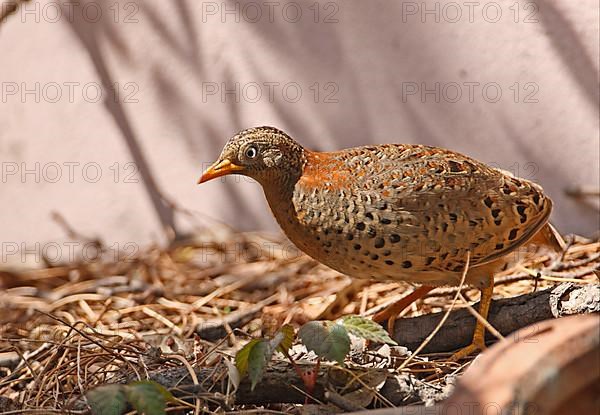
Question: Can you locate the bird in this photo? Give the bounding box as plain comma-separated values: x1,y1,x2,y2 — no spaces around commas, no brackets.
198,126,564,360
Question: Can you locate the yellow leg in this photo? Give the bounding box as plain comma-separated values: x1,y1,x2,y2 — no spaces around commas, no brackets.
449,281,494,361
372,286,435,334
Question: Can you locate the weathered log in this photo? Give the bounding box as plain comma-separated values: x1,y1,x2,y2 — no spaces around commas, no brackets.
139,362,452,407
391,282,599,353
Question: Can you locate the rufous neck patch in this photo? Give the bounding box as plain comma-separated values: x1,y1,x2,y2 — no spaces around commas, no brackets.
299,151,353,190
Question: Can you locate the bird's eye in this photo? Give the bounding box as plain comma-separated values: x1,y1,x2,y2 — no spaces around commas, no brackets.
245,145,258,159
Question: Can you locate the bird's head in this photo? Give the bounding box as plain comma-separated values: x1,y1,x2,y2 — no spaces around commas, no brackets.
198,126,305,186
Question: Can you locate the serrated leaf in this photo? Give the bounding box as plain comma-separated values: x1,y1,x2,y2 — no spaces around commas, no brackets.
235,338,263,377
86,384,127,415
320,324,351,364
340,315,397,345
271,324,295,354
125,381,172,415
247,340,272,391
298,321,329,355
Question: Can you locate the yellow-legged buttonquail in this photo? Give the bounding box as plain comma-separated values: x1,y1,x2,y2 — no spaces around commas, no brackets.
199,126,564,359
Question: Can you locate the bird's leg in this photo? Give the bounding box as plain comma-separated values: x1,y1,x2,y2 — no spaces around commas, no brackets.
372,285,435,334
449,279,494,361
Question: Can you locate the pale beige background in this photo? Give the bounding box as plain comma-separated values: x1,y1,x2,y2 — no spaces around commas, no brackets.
0,0,598,253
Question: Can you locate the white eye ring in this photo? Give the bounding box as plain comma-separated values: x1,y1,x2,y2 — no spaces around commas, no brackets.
245,146,258,159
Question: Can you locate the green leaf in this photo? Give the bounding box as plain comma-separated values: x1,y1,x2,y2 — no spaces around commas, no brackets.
299,321,351,364
87,381,173,415
86,384,127,415
320,324,351,364
298,321,329,355
235,339,274,391
132,380,175,403
235,338,263,377
340,315,398,345
247,340,272,391
124,381,173,415
271,324,295,354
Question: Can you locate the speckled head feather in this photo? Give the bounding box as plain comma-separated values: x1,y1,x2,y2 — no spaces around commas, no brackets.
217,126,306,185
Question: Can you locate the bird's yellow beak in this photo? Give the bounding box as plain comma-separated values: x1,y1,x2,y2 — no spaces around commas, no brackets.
198,159,244,184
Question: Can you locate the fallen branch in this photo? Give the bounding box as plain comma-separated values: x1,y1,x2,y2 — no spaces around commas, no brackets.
117,361,452,408
390,282,599,353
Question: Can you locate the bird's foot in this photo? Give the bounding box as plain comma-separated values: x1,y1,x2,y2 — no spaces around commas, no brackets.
449,335,487,362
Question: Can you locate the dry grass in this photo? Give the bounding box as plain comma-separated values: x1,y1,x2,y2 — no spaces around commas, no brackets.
1,227,598,413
